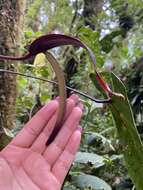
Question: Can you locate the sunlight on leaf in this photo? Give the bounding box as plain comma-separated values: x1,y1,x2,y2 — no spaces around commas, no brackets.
34,53,47,67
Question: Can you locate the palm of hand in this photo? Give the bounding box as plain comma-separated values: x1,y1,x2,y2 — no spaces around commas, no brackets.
0,95,82,190
0,146,60,190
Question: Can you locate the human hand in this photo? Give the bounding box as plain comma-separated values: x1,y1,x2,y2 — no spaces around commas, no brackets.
0,94,83,190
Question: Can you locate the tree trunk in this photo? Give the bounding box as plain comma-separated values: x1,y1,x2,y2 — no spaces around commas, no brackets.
0,0,26,149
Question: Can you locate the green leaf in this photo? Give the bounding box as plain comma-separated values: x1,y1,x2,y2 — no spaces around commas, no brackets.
24,29,34,38
34,53,46,68
72,174,112,190
100,30,124,53
18,77,28,90
3,128,14,138
63,188,74,190
90,72,143,190
86,132,115,152
77,27,104,68
75,152,105,169
110,73,143,190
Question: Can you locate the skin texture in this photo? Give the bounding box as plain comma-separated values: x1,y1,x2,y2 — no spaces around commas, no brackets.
0,94,83,190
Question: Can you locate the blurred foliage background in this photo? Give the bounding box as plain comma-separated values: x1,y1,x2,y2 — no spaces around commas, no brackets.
0,0,143,189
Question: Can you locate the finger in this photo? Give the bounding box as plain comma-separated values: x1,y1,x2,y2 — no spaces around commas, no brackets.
63,94,79,121
10,100,58,148
30,110,58,153
43,106,82,166
69,93,79,102
30,96,77,153
54,94,79,121
52,129,81,184
77,100,84,111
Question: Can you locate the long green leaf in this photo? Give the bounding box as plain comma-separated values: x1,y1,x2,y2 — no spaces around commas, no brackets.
90,72,143,190
72,174,111,190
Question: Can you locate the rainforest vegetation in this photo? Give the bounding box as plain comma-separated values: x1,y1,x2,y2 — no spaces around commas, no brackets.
0,0,143,189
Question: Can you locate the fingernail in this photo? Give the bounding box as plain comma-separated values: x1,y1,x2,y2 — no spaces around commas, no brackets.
70,93,77,98
77,126,83,133
76,101,84,111
69,91,74,95
55,96,60,100
70,94,79,103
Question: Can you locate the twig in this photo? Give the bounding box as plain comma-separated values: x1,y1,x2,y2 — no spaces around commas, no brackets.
0,69,111,103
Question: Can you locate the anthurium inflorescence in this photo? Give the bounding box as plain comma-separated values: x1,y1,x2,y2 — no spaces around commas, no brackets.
0,33,124,144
